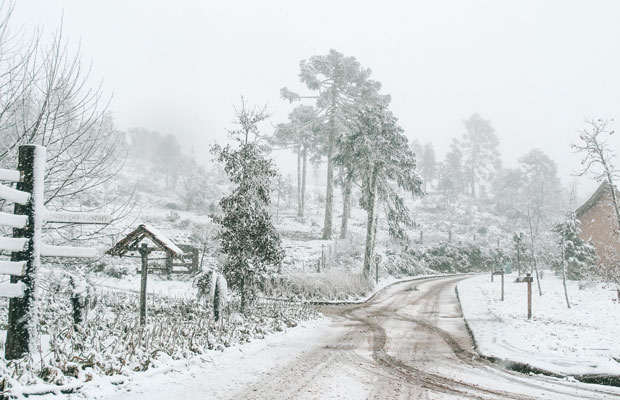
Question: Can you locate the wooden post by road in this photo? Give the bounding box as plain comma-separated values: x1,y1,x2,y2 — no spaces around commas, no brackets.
492,270,505,301
139,243,152,325
501,272,505,301
514,272,533,319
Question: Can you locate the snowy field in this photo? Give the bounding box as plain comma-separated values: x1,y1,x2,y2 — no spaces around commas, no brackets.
458,273,620,377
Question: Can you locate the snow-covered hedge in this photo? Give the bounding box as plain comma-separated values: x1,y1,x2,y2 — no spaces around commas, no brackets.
0,276,317,391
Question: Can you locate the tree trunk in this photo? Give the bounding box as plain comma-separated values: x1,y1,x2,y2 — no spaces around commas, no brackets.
340,172,352,239
527,206,543,296
322,129,335,240
297,145,302,218
560,236,571,308
300,146,307,218
363,165,379,277
240,276,246,313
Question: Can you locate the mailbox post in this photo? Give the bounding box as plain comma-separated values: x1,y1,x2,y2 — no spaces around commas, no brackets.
515,273,534,319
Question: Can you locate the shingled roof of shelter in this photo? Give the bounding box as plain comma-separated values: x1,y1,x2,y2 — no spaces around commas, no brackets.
106,224,183,257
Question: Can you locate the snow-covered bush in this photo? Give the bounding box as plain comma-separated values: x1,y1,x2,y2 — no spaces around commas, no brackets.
407,242,496,273
0,284,317,392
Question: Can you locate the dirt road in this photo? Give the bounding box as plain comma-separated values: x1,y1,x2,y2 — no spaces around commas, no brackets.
230,276,620,399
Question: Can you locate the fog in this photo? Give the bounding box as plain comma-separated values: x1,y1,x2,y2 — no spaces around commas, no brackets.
14,0,620,197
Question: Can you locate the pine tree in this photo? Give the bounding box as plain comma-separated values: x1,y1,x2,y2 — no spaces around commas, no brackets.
210,101,284,312
512,232,528,277
420,142,437,192
457,114,500,197
335,102,422,277
554,213,597,280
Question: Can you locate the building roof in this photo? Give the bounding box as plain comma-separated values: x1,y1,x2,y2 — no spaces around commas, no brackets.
106,224,184,257
575,181,616,218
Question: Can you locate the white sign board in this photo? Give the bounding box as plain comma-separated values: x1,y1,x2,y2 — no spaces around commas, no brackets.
41,244,98,258
0,282,25,298
0,261,26,276
0,168,21,182
44,211,112,225
0,237,28,252
0,184,30,205
0,212,27,229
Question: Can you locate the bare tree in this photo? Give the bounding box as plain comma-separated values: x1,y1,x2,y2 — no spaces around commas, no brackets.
573,118,620,229
573,118,620,299
0,4,133,249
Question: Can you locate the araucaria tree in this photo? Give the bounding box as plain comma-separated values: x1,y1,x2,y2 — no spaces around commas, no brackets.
271,105,324,218
456,114,500,197
282,49,382,239
336,102,422,277
211,101,284,312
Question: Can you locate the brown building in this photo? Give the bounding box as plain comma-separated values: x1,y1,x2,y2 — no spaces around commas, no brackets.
575,181,620,266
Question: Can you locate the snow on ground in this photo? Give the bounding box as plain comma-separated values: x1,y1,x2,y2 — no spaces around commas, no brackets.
65,317,338,400
458,273,620,376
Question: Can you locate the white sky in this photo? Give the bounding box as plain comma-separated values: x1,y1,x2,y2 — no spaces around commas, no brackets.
12,0,620,196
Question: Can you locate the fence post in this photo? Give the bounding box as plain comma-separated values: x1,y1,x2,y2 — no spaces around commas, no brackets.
5,145,45,360
139,243,151,325
419,230,423,245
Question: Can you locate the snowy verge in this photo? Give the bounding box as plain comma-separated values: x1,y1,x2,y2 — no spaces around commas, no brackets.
457,274,620,379
76,317,332,400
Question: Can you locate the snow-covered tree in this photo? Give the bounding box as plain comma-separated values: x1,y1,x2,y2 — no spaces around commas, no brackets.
270,105,325,218
420,142,437,192
493,168,526,219
211,101,284,312
456,114,500,198
512,232,528,277
335,101,422,277
520,148,565,295
553,213,597,280
281,49,384,239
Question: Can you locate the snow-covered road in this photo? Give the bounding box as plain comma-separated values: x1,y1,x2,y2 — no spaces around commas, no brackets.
95,276,620,399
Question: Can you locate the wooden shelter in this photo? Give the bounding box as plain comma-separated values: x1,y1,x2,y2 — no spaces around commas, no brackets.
107,223,183,260
106,224,183,324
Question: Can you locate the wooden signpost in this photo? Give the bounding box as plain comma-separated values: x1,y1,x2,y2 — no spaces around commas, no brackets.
492,269,505,301
515,273,534,319
0,145,111,360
